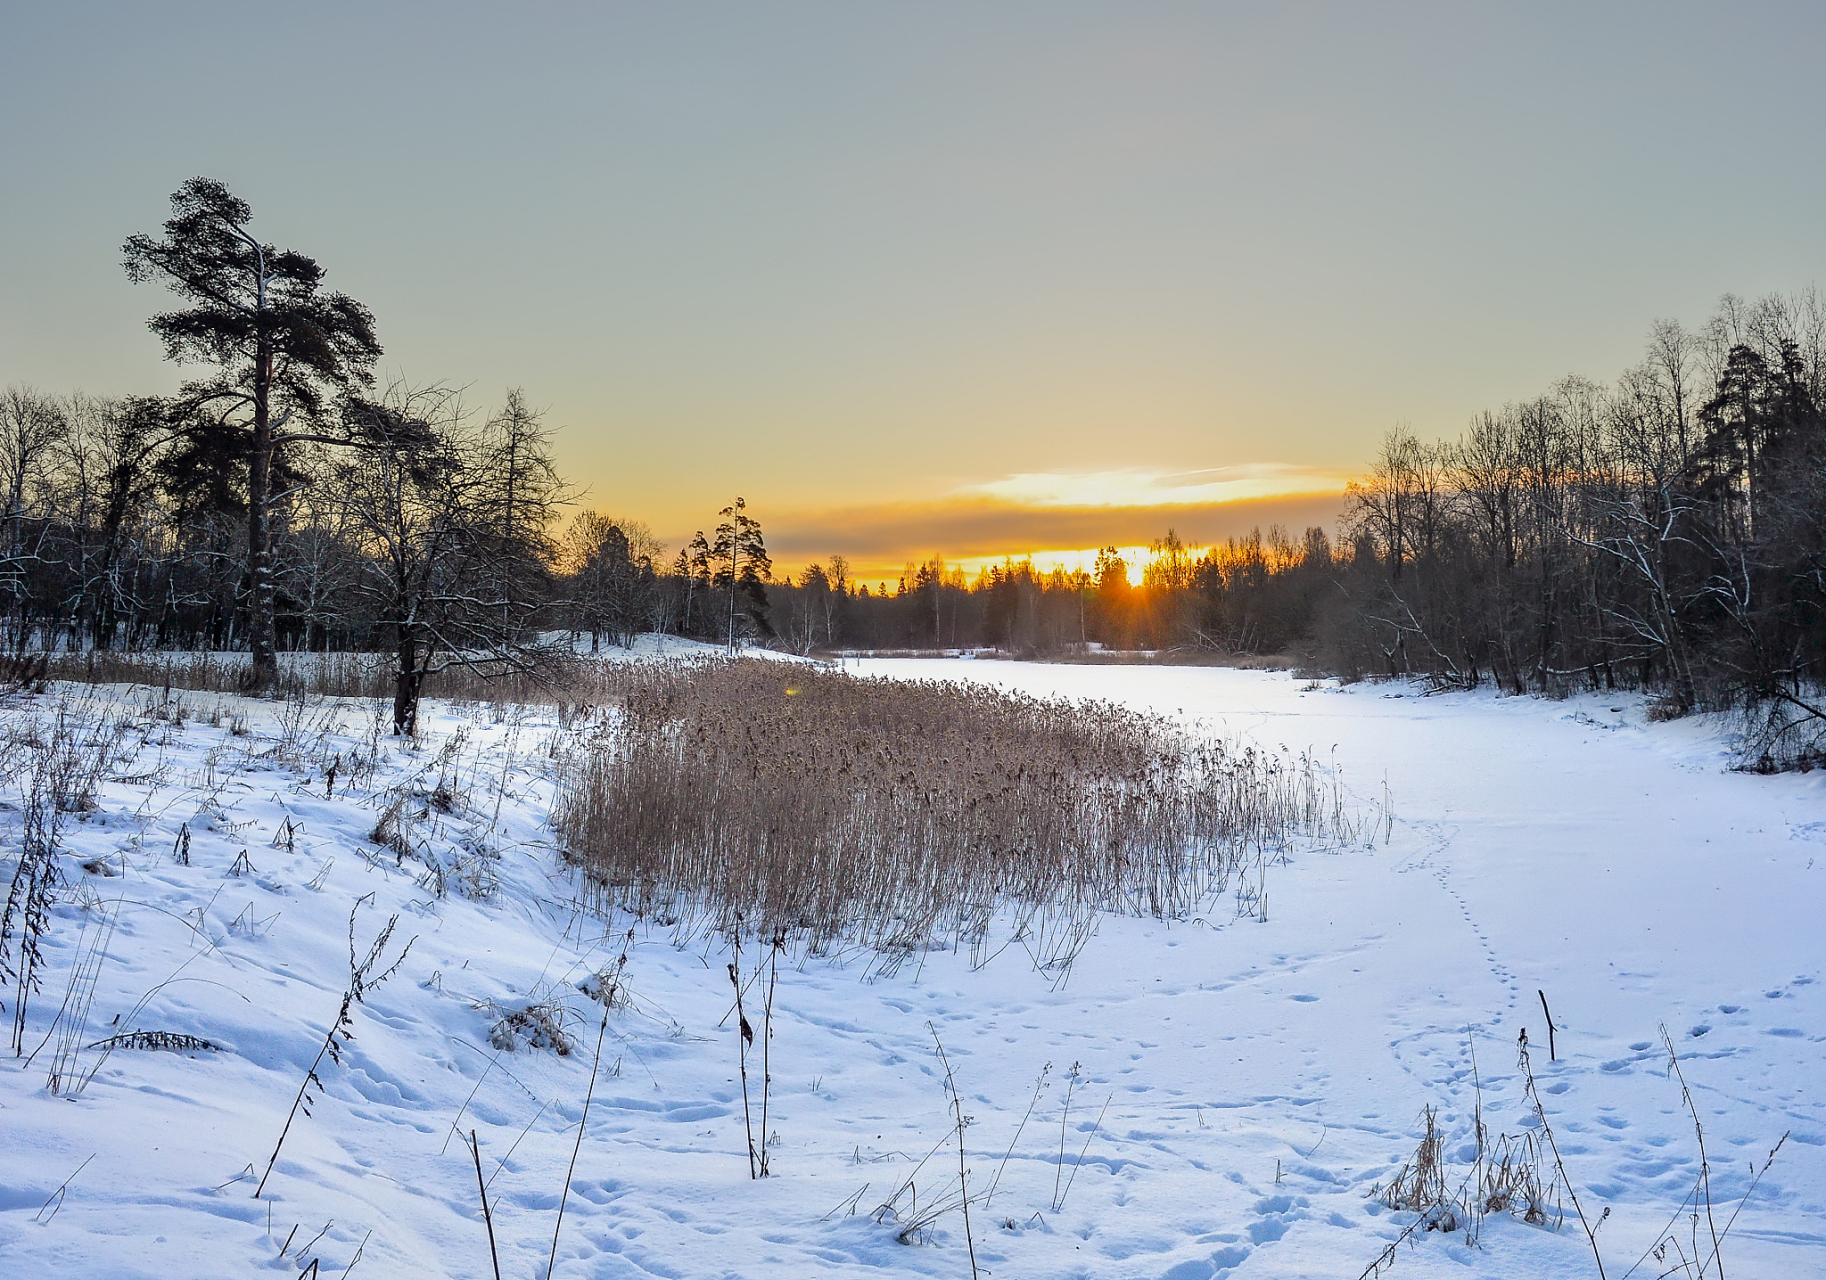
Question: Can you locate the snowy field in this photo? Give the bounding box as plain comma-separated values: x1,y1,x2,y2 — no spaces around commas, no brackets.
1,658,1821,1279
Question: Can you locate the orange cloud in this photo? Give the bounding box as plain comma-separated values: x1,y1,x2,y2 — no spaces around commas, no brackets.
757,488,1349,583
951,464,1350,509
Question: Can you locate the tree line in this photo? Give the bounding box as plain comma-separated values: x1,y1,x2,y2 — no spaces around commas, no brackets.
735,290,1826,766
1331,291,1826,767
749,528,1336,660
7,177,1822,761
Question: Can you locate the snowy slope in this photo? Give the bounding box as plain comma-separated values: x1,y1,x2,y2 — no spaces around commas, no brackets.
1,662,1821,1279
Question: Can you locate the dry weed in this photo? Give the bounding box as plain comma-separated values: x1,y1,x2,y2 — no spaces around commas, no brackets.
486,1001,573,1055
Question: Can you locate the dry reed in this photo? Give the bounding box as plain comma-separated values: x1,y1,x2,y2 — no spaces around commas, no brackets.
556,658,1357,962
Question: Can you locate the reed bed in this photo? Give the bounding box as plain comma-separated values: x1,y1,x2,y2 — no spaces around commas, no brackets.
556,659,1358,962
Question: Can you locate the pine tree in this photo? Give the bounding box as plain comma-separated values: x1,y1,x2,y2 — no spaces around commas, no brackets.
124,178,381,685
711,498,772,651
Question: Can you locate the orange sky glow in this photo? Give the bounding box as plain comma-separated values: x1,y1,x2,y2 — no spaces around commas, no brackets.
6,6,1821,589
708,466,1354,589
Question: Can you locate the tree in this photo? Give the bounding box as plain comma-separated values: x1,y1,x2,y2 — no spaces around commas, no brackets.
822,555,850,649
561,512,662,651
276,480,364,653
124,177,381,685
57,394,171,649
332,384,565,735
470,390,564,636
781,563,829,656
710,498,772,651
0,388,66,651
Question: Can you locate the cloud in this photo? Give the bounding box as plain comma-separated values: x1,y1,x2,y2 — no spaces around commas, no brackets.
950,464,1350,509
758,489,1350,580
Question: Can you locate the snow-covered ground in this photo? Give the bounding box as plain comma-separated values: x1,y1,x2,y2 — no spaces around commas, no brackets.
1,659,1821,1278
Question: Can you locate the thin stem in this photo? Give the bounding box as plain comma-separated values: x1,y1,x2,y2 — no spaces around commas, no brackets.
1661,1024,1722,1277
255,999,344,1199
1058,1094,1111,1213
471,1130,502,1280
758,937,779,1177
729,935,758,1178
1521,1032,1606,1279
930,1026,979,1280
547,1011,609,1280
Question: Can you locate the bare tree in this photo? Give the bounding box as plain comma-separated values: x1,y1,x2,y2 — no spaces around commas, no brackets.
559,511,663,651
331,384,567,734
0,388,66,651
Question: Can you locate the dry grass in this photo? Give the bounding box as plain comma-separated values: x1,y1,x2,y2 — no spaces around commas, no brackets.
1378,1105,1457,1231
834,647,1297,669
555,658,1357,963
45,648,584,708
2,695,137,1053
486,1001,574,1055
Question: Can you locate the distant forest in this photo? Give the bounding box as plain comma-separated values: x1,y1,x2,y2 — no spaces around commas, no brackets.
572,288,1826,768
768,289,1824,765
2,177,1822,762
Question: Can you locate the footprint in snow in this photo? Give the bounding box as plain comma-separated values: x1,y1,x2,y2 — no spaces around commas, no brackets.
1163,1245,1251,1279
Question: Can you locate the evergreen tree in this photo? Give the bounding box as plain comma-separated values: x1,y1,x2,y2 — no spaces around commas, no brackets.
124,177,381,684
711,497,772,650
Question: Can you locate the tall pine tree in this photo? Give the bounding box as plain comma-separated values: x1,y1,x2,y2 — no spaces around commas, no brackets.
124,178,381,684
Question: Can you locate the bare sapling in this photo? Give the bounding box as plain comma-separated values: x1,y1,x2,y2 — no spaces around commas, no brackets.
255,901,414,1198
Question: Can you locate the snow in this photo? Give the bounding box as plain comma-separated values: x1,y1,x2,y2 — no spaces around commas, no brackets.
1,659,1821,1278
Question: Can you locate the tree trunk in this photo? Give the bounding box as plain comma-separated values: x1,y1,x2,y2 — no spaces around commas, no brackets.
246,334,279,687
393,630,424,736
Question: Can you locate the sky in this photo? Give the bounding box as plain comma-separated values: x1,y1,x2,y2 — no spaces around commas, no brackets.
3,2,1824,585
